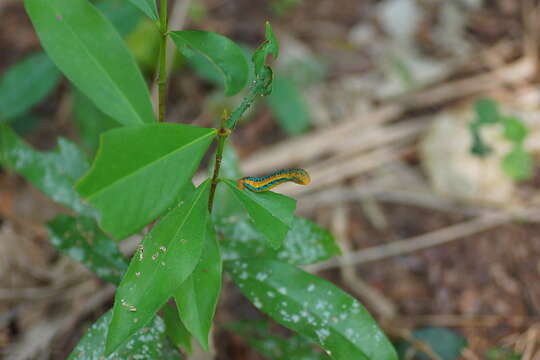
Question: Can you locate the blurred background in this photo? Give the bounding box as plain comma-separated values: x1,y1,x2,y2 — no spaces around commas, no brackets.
1,0,540,359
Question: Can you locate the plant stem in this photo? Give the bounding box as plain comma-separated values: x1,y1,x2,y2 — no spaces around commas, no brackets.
208,77,268,211
208,73,271,211
226,79,264,130
157,0,168,122
208,113,229,213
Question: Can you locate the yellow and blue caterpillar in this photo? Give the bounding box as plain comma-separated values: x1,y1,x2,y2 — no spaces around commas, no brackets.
237,168,311,192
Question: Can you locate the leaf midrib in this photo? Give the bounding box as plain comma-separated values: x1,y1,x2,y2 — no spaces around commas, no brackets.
85,130,215,199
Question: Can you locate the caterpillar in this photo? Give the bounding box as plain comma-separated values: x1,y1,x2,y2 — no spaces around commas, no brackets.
237,168,311,192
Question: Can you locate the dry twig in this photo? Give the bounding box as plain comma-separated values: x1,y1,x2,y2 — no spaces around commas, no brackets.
308,209,540,272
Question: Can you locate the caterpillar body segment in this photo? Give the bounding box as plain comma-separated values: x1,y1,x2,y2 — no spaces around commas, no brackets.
237,168,310,192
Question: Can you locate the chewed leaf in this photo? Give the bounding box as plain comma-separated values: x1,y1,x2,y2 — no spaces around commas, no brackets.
227,259,397,360
76,123,216,240
105,180,211,355
223,179,296,249
68,310,180,359
48,215,127,285
252,22,279,77
170,30,248,96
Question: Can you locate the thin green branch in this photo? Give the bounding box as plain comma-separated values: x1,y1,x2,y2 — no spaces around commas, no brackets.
208,112,230,212
157,0,168,122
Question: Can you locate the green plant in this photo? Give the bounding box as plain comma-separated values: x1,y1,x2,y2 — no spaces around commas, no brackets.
1,0,397,358
485,347,522,360
470,98,533,181
396,327,467,360
271,0,304,16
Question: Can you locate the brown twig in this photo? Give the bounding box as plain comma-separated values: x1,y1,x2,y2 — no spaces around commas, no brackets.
331,205,397,319
308,208,540,272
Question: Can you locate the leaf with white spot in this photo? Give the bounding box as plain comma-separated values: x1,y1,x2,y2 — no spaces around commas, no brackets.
105,180,211,354
227,259,397,360
219,216,340,265
68,310,180,359
48,215,127,285
0,125,98,218
227,320,331,360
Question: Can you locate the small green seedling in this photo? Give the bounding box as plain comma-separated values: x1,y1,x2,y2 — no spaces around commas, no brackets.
470,98,533,181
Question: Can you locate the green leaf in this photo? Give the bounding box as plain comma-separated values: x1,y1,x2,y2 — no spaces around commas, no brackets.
223,179,296,249
174,221,222,350
105,180,211,354
485,347,521,360
252,22,279,77
228,320,330,360
501,145,533,181
227,259,397,360
72,89,119,155
162,303,192,354
68,310,180,360
0,52,60,122
169,30,249,96
469,123,492,158
23,0,155,125
11,114,43,136
474,98,500,125
267,76,310,135
502,116,528,143
48,215,127,285
76,123,216,240
127,0,158,21
397,327,467,360
271,0,304,16
96,0,143,37
186,45,254,89
0,125,98,218
219,216,341,266
126,18,161,72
